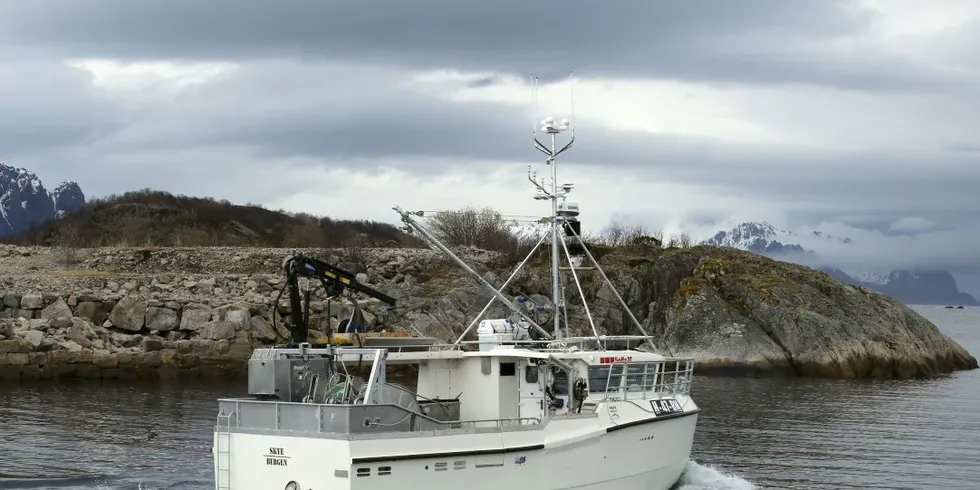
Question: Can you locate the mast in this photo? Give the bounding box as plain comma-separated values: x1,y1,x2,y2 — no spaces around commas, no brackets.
529,74,575,340
393,72,659,352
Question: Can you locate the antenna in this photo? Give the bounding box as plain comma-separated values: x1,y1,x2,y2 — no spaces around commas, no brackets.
532,75,539,138
527,73,577,340
570,70,576,136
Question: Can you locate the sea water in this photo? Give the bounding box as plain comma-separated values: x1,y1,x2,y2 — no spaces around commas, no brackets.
0,305,976,490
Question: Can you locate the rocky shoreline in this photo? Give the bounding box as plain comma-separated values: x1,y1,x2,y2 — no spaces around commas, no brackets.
0,244,470,383
0,292,274,382
0,243,975,382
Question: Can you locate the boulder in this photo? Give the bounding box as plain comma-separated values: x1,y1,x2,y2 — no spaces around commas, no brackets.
179,304,211,331
40,299,74,328
145,307,178,332
20,294,42,309
109,297,147,332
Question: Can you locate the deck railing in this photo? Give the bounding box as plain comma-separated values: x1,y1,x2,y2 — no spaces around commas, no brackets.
216,398,540,436
326,334,691,360
591,359,695,402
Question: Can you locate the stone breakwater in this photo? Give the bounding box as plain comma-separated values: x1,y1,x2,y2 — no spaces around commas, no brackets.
0,245,451,383
0,282,286,381
0,243,975,382
0,274,415,382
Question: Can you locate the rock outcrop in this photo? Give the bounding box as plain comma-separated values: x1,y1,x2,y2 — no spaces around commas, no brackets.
0,243,974,383
658,249,977,377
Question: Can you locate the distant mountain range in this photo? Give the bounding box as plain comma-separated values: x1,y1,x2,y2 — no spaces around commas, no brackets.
705,221,978,306
0,163,85,237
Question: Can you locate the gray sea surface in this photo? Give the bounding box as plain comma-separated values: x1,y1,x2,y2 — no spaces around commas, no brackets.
0,304,976,489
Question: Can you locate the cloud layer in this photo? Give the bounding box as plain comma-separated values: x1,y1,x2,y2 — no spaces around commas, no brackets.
0,0,978,290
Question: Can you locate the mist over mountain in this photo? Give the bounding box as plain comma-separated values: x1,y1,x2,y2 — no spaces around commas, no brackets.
0,162,85,237
705,221,978,306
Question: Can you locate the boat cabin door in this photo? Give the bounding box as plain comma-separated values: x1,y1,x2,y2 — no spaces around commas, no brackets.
518,360,545,421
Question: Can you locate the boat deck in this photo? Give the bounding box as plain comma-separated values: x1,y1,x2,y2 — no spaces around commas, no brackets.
216,396,568,439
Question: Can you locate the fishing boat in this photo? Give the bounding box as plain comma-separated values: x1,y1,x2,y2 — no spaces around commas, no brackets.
212,101,700,490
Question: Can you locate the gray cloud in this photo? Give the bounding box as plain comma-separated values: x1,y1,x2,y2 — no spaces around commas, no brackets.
6,60,979,232
0,61,127,156
0,0,967,93
0,1,979,293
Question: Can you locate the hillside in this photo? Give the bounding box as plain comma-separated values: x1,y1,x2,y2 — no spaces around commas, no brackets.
1,189,419,249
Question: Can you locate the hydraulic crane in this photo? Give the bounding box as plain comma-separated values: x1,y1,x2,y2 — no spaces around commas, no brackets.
278,253,397,346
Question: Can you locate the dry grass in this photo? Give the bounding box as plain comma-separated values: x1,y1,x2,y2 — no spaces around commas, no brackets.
674,277,710,306
46,270,130,278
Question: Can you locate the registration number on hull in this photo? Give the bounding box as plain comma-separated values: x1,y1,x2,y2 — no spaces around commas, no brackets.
650,398,683,416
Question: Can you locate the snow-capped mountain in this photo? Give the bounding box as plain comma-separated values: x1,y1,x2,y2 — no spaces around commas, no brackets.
851,270,891,285
707,221,809,260
51,181,86,219
705,221,977,306
0,162,85,237
706,221,851,255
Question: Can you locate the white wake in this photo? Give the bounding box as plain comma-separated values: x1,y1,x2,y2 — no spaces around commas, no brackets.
671,460,757,490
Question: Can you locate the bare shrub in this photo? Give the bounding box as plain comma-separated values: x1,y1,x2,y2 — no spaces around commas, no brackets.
589,221,663,252
663,232,694,249
505,227,546,265
113,213,154,248
581,220,699,253
281,218,329,248
427,207,518,252
340,233,371,271
171,227,216,247
51,222,82,265
422,206,552,265
604,221,649,247
396,232,428,249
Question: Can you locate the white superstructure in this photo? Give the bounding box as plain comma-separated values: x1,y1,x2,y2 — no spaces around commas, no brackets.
212,76,700,490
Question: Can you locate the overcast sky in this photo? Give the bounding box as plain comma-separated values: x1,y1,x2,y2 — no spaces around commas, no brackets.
1,0,979,287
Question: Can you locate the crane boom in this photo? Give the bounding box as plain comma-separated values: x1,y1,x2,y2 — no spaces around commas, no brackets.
281,253,396,345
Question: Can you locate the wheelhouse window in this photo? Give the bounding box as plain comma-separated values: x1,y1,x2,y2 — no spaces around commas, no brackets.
551,368,569,395
625,363,650,391
586,365,624,393
588,362,664,393
525,365,539,383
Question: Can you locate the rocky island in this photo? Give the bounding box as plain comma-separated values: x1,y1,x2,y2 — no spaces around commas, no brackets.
0,240,975,383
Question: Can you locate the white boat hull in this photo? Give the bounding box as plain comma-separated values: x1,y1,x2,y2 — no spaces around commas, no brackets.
214,405,698,490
